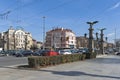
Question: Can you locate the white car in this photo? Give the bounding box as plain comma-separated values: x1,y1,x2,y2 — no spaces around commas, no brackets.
115,52,120,55
59,49,72,55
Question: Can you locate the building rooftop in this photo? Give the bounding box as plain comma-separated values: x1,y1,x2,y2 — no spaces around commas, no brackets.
48,27,73,33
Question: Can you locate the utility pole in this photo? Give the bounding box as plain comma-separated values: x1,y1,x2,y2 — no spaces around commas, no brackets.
115,28,116,49
42,16,46,50
87,21,98,53
25,35,28,50
99,28,106,54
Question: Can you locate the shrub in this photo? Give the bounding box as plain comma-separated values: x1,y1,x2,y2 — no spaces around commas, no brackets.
85,52,97,59
28,54,86,68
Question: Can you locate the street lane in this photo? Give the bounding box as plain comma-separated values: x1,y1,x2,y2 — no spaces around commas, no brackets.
0,56,28,67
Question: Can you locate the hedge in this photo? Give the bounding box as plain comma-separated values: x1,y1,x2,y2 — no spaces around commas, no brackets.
85,52,97,59
28,54,86,68
28,53,97,68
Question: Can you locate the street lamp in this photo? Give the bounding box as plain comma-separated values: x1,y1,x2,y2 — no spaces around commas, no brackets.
96,32,99,41
87,21,98,53
95,32,99,54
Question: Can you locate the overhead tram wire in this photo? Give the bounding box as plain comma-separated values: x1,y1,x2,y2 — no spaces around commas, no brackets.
0,0,74,21
12,0,41,12
22,0,76,21
10,0,76,29
0,0,40,19
0,1,17,20
2,0,75,23
88,1,119,21
70,1,118,28
0,0,42,26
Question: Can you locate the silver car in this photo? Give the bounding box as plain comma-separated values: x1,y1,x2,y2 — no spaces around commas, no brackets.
59,49,72,55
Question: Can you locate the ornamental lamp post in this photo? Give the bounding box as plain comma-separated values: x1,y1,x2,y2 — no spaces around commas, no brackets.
95,32,99,54
96,32,99,41
87,21,98,53
84,33,87,38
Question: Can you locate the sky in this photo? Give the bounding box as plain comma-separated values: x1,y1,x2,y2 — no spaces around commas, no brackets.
0,0,120,43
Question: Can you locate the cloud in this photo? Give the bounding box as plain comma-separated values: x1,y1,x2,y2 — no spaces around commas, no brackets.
109,2,120,10
106,33,115,43
107,32,115,37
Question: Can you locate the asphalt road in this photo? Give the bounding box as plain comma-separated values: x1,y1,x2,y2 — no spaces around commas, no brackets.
0,56,28,67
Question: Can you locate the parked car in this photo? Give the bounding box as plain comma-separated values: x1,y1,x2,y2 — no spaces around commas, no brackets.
33,50,49,56
115,52,120,55
33,49,59,56
0,50,9,56
43,50,59,56
33,50,46,56
104,50,110,54
77,48,88,54
15,50,33,57
8,50,17,56
58,49,72,55
70,49,79,54
22,50,33,56
0,51,6,56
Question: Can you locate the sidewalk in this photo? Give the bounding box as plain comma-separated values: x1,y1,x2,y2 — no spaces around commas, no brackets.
0,55,120,80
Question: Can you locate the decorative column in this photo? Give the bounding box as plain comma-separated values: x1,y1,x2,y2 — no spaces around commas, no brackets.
100,28,106,54
87,21,98,53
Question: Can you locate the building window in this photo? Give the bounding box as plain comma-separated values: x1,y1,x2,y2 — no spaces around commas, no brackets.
72,37,74,40
71,41,73,43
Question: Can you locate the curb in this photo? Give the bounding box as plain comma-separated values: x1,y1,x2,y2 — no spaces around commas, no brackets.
96,54,107,58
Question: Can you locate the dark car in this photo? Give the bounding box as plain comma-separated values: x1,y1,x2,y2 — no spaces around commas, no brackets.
15,50,24,57
33,50,49,56
22,50,33,56
15,50,33,57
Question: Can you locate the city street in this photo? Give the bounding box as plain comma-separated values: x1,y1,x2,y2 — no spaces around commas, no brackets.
0,55,120,80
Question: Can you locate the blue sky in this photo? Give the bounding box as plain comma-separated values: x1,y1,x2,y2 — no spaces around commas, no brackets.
0,0,120,43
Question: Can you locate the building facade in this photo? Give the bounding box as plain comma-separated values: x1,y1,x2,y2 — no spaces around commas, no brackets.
76,36,89,49
0,27,33,50
45,28,76,49
36,41,42,49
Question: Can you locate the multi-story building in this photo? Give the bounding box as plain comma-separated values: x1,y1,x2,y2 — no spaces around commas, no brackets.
76,36,89,48
45,28,76,49
36,41,42,49
0,26,33,50
31,39,42,50
76,36,114,53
